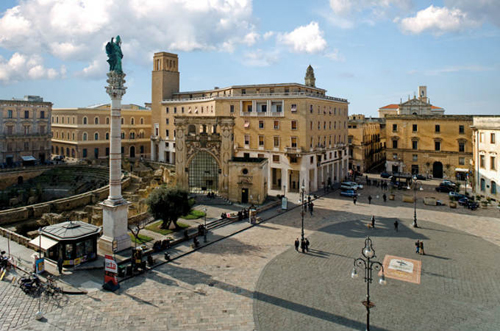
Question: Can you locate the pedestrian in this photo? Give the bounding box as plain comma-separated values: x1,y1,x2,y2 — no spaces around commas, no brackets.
383,193,387,202
309,202,314,216
371,215,375,228
366,175,369,182
301,239,306,253
394,220,399,232
368,195,372,204
57,256,64,275
294,238,299,252
353,195,357,205
415,240,420,254
305,238,310,252
420,241,425,255
308,196,311,205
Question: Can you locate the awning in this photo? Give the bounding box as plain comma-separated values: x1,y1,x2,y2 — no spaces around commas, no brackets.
21,155,36,162
29,236,58,251
455,168,469,172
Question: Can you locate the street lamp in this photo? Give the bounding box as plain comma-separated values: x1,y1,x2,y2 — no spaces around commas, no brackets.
203,207,207,243
351,237,386,331
411,177,423,228
300,180,305,247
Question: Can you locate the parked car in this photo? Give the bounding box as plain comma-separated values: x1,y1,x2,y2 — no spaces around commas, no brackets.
449,192,467,200
341,182,363,190
436,183,458,193
340,189,358,197
380,172,391,178
458,197,470,206
415,174,427,180
442,180,457,187
466,201,479,210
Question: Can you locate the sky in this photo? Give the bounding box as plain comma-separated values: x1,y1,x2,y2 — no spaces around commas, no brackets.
0,0,499,116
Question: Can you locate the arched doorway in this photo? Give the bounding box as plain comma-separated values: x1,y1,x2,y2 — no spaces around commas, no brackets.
188,151,219,192
130,146,135,158
433,162,443,178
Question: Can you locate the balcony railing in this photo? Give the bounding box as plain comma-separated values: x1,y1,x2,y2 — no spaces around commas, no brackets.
163,91,348,103
240,111,285,117
285,146,302,154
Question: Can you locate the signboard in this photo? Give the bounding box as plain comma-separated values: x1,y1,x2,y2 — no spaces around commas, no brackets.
281,197,288,210
35,258,45,274
104,254,118,273
381,255,421,284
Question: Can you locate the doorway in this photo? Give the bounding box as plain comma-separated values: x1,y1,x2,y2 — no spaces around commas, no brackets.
241,188,249,203
433,162,443,178
130,146,135,158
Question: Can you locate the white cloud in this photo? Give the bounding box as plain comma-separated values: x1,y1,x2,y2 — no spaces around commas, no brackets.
445,0,500,27
278,22,327,54
242,49,279,67
325,49,345,62
0,52,64,83
263,31,275,40
0,0,257,82
399,5,479,35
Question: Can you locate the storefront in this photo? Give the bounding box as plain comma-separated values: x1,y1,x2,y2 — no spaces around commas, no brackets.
30,221,101,267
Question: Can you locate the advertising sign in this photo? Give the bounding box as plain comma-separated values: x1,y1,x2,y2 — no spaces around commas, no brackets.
104,255,118,273
35,258,44,274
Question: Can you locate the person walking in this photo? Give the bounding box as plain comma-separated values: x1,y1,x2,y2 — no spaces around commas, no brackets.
309,202,314,216
353,195,357,205
383,193,387,202
294,238,299,252
301,239,306,253
368,195,372,204
394,220,399,232
415,240,420,254
305,238,310,252
371,215,375,228
420,241,425,255
57,256,64,275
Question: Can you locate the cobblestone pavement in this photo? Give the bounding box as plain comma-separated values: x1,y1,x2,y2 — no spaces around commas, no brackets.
5,185,500,331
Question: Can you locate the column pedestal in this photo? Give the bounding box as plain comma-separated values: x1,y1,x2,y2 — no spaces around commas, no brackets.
98,199,131,255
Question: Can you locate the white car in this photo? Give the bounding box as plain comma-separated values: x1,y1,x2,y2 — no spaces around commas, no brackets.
341,181,363,190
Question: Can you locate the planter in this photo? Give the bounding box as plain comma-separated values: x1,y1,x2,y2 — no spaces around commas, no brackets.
389,194,395,200
450,202,457,208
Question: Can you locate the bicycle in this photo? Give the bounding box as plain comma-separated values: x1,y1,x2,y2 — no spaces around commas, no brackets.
43,275,63,301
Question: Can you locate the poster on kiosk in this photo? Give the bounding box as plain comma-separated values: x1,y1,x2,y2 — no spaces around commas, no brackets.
103,255,120,291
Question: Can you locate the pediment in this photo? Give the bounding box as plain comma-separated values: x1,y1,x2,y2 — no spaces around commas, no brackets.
400,98,429,107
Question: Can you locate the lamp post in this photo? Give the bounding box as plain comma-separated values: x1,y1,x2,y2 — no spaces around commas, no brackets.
411,177,423,228
300,180,305,246
203,208,207,243
351,237,386,331
35,228,43,320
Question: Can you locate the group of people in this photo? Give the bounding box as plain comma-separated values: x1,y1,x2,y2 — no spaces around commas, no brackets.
294,238,310,253
415,240,426,255
206,192,217,199
303,196,314,215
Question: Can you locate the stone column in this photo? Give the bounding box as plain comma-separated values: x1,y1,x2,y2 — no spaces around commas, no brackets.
98,71,131,255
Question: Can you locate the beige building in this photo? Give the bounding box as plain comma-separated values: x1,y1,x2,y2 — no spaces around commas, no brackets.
51,104,151,161
348,114,385,173
471,116,500,200
385,115,473,179
151,52,349,202
0,95,52,166
378,86,444,117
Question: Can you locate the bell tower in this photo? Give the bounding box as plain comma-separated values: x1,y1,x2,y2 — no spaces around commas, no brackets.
305,65,316,87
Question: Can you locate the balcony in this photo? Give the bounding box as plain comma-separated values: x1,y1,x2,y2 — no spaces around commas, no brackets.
285,146,302,154
240,111,284,117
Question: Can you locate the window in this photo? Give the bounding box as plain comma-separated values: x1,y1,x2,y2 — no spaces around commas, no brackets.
94,117,99,125
412,140,418,150
291,104,297,112
247,105,252,112
166,107,169,114
40,111,45,119
106,117,110,125
392,153,398,160
130,132,135,139
242,89,246,95
140,117,144,124
94,133,99,140
40,126,45,134
435,141,441,151
259,121,264,129
106,132,109,140
174,107,177,114
480,155,485,168
481,178,485,191
491,156,496,170
131,118,135,125
244,135,250,145
7,126,13,135
310,156,314,164
491,133,496,144
83,117,87,125
310,105,313,113
291,137,297,148
24,142,29,151
392,124,397,132
121,118,124,125
480,133,484,143
459,142,465,152
459,125,464,134
83,149,87,158
274,120,279,129
230,105,234,113
105,148,109,156
392,140,398,149
7,110,13,118
166,129,169,137
259,135,264,146
413,154,418,161
273,137,280,147
290,156,298,163
492,181,497,194
435,124,440,133
291,121,297,130
273,155,280,163
166,118,169,125
412,124,417,132
459,157,465,165
24,111,29,119
83,132,87,141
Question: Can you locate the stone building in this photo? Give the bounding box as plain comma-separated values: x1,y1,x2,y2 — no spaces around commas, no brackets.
348,114,385,173
51,104,151,161
471,116,500,200
0,95,52,166
378,86,444,117
385,115,473,179
150,52,349,202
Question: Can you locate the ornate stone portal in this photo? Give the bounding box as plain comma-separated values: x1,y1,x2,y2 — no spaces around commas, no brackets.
98,37,131,255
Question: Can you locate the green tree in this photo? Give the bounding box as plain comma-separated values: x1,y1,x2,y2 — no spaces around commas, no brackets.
146,186,191,229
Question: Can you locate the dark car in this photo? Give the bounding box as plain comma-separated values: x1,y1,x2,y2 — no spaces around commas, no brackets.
340,189,358,197
458,197,470,206
380,172,391,178
435,184,457,193
466,201,479,210
449,192,467,200
415,174,427,180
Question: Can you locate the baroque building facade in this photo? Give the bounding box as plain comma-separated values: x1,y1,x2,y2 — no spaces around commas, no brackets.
150,52,349,202
348,114,385,173
51,104,151,161
471,116,499,200
0,96,52,166
378,86,444,117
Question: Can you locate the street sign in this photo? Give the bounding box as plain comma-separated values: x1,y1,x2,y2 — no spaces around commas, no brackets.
104,255,117,273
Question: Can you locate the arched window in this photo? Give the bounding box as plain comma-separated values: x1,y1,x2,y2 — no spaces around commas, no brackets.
130,132,135,139
481,178,486,191
94,133,99,140
72,133,75,141
56,146,59,154
94,117,99,125
106,117,110,125
66,148,69,156
140,118,144,125
492,181,497,195
83,132,88,141
67,132,70,140
61,132,64,139
130,118,135,125
106,132,109,140
140,145,144,153
56,117,59,123
139,130,145,138
121,132,125,139
83,117,88,125
121,118,124,125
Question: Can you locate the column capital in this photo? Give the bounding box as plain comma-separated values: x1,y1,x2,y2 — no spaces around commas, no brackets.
105,71,127,99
